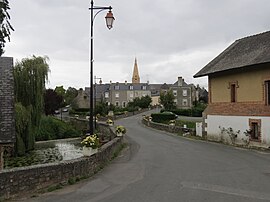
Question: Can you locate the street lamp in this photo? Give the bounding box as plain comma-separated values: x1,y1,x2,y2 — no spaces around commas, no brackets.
89,1,115,135
94,76,102,129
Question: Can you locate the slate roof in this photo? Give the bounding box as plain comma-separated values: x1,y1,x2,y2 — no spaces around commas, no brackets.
172,80,189,87
194,31,270,78
110,82,149,91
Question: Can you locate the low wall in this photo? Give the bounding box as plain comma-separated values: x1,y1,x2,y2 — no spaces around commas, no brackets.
0,137,123,199
142,118,195,134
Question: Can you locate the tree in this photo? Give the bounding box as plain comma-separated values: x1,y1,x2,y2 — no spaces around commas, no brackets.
65,87,78,105
0,0,14,56
14,55,50,153
44,89,63,115
128,95,152,109
159,90,176,110
55,86,66,107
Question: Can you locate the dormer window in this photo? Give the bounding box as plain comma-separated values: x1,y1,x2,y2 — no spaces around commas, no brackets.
142,86,146,90
115,85,119,90
129,85,133,90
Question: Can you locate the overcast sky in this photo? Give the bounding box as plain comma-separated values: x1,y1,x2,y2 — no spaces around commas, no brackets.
4,0,270,89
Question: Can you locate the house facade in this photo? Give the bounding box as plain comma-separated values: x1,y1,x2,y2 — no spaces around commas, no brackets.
171,77,194,109
194,31,270,147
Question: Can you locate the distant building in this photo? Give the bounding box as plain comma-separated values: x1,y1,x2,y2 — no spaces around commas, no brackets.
132,58,140,84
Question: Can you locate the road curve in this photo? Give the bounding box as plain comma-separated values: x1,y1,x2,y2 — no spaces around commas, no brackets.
23,110,270,202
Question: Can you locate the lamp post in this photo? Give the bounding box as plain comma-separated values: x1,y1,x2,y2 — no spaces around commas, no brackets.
89,1,115,135
94,76,102,129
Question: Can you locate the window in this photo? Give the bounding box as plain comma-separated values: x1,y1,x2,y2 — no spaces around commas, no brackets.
142,86,146,90
265,80,270,105
130,93,133,98
122,102,126,107
115,93,119,98
173,90,177,96
249,119,261,141
129,85,133,90
182,99,188,106
105,92,109,98
174,99,177,104
231,84,236,102
182,89,187,96
115,101,119,107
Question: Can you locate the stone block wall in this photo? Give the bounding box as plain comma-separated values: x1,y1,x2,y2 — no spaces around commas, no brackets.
0,137,123,199
0,57,15,144
141,118,195,134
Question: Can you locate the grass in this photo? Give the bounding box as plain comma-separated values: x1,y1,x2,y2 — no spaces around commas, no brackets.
175,120,196,128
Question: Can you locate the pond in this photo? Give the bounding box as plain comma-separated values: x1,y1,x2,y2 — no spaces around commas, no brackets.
4,138,84,169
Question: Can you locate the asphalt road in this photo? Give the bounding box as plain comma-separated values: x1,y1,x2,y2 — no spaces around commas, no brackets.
22,111,270,202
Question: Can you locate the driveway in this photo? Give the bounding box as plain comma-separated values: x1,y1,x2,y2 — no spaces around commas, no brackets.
22,110,270,202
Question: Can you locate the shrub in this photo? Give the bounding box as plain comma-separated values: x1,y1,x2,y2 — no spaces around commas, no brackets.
36,116,81,141
151,113,176,123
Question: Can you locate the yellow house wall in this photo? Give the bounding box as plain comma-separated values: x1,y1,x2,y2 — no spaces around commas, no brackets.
210,67,270,103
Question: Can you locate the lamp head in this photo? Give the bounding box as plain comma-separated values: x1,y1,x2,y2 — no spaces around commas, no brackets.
105,10,115,30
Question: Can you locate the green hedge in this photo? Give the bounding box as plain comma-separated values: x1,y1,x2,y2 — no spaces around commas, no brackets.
36,116,81,141
161,108,204,117
151,113,176,123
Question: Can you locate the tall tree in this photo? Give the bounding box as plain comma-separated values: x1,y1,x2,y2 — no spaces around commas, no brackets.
65,87,78,105
0,0,14,56
44,89,63,115
159,90,176,110
14,55,50,152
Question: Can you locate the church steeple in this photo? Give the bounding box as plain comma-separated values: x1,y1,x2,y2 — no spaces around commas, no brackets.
132,58,140,84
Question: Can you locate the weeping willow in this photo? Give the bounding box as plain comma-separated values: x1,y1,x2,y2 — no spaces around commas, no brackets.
13,55,50,153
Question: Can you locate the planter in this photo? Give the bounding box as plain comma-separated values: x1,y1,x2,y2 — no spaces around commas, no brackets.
82,147,98,156
116,132,123,137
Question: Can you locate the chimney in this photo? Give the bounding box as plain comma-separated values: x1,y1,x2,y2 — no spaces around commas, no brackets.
110,80,112,84
178,77,183,86
99,79,102,84
125,80,127,85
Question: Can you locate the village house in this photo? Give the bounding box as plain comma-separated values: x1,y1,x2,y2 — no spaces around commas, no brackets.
194,31,270,147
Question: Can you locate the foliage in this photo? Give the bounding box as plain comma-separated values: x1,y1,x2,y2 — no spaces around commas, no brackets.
219,126,240,144
15,103,32,155
65,87,78,105
115,125,126,134
14,56,50,153
0,0,14,56
161,103,207,117
36,116,81,141
159,90,176,110
55,86,66,107
175,120,196,129
44,89,63,115
128,95,152,109
81,134,100,149
151,113,177,124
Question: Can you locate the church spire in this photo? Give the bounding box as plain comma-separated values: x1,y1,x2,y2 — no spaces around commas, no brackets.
132,57,140,83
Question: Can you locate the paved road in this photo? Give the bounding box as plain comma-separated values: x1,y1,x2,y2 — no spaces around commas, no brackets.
23,111,270,202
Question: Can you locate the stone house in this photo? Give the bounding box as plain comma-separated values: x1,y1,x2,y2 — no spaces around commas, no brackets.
194,31,270,147
171,77,194,109
109,82,151,107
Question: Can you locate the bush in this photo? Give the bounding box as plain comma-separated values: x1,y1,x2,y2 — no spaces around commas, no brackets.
151,113,177,123
36,116,81,141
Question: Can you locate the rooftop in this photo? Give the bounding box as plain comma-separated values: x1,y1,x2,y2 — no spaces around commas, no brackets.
194,31,270,78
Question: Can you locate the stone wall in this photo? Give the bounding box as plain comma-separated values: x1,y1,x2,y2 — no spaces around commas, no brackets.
141,118,195,134
0,136,123,199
